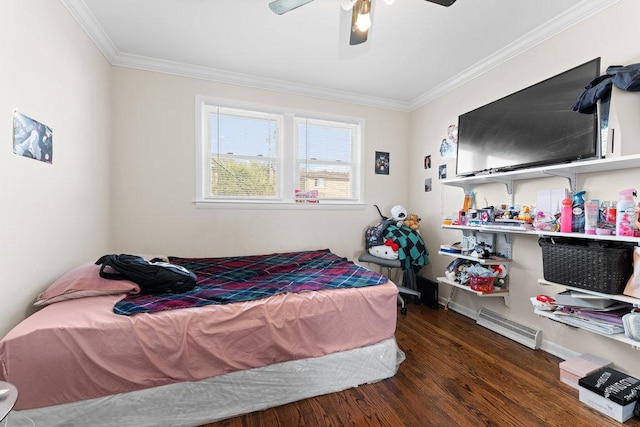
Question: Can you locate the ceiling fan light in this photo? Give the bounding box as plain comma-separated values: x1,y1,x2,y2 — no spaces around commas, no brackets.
354,0,372,32
355,11,371,32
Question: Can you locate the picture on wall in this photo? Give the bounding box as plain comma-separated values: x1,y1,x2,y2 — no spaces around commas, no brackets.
375,151,389,175
424,155,432,169
425,178,432,192
13,109,53,164
438,164,447,180
439,124,458,159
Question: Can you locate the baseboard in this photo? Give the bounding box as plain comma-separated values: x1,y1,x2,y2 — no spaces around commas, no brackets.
439,298,478,320
439,297,577,361
539,338,579,361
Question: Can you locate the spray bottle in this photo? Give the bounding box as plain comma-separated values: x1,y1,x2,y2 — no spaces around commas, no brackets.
560,197,572,233
616,189,637,236
572,191,586,233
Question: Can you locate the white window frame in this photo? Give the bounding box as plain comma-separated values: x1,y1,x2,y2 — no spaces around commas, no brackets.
194,95,366,209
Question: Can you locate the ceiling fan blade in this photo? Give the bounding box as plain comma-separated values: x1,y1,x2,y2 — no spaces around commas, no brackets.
349,2,369,46
340,0,357,11
425,0,457,6
268,0,314,15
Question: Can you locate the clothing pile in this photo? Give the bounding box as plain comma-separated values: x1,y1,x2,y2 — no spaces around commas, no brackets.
572,62,640,114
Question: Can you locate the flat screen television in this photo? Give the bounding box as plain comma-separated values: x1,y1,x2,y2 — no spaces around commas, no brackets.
455,58,601,177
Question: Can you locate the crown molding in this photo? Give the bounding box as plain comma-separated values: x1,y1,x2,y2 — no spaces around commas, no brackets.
112,52,414,112
61,0,619,113
409,0,621,110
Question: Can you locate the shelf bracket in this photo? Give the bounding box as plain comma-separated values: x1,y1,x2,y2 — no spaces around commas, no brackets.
542,170,577,192
489,178,513,195
445,286,457,310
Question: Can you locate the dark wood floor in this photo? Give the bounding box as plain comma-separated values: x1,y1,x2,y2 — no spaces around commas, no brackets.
205,302,639,427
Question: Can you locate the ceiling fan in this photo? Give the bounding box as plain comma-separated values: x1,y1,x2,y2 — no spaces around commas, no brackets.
268,0,457,46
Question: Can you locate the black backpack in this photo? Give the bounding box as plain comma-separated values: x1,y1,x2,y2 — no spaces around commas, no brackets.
95,254,197,294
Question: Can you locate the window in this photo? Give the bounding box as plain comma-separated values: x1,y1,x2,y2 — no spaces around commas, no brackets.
195,96,364,207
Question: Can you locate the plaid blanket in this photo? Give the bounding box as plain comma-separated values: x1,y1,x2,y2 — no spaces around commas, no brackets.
384,225,429,270
113,249,387,316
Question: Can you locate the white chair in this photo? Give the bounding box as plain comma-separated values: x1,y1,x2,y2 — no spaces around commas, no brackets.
358,252,421,314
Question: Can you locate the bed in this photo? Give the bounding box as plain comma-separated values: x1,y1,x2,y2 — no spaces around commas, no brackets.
0,249,402,427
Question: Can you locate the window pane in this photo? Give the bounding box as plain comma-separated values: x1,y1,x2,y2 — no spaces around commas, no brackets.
297,121,352,162
297,118,356,200
211,157,277,198
209,107,281,199
211,110,278,157
298,163,352,198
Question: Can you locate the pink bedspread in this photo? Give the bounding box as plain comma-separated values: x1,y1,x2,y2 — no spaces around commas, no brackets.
0,281,397,410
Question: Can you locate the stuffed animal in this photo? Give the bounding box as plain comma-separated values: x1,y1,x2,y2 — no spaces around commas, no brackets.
390,205,408,226
368,239,399,260
403,214,421,231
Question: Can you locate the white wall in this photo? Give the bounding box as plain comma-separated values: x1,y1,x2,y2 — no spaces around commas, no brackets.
0,0,111,337
109,67,410,262
410,0,640,375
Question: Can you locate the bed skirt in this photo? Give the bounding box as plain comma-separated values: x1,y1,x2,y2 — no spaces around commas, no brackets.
7,336,404,427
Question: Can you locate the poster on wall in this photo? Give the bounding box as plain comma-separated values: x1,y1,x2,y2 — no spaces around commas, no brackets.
13,109,53,164
375,151,389,175
439,124,458,159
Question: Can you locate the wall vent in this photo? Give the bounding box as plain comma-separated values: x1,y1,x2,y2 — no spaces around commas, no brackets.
476,308,542,349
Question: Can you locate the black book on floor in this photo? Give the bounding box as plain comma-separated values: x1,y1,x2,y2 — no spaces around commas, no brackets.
578,367,640,406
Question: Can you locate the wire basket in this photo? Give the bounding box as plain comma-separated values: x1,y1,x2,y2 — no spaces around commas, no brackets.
468,275,495,292
538,237,634,294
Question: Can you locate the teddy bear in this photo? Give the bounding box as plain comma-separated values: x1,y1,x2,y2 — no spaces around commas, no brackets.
403,214,421,231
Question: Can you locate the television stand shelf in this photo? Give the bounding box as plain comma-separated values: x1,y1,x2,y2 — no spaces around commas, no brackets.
441,154,640,195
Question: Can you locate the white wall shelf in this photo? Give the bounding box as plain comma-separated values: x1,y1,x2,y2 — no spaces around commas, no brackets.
438,227,511,308
437,276,509,306
533,307,639,348
440,155,640,347
538,279,640,307
442,224,640,245
536,280,640,349
441,154,640,194
437,250,509,265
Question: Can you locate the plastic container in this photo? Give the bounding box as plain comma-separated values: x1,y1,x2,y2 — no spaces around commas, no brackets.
616,189,636,236
560,198,573,233
468,275,495,292
603,201,617,225
583,201,598,235
572,190,586,233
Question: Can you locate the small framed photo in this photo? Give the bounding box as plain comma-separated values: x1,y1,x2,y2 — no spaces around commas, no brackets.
375,151,389,175
438,164,447,180
424,155,432,169
424,178,432,192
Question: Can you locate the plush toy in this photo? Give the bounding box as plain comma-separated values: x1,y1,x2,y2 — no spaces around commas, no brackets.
403,214,421,231
390,205,408,226
368,239,399,260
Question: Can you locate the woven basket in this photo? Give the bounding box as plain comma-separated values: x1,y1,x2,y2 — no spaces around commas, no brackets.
538,238,634,294
468,275,495,292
